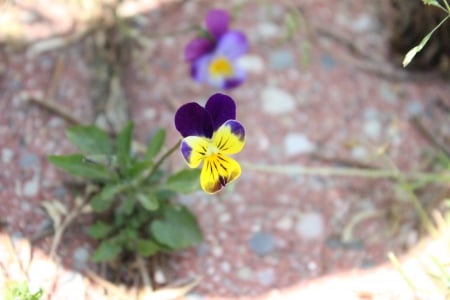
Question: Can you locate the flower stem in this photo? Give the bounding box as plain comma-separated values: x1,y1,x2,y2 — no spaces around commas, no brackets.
241,162,449,183
148,139,182,179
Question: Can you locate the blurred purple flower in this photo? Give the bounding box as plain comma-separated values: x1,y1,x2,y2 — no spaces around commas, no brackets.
184,9,248,90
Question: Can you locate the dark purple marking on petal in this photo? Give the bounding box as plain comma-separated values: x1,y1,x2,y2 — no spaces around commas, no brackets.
205,93,236,131
216,30,248,59
223,77,244,89
224,120,245,141
175,102,213,138
180,140,192,163
205,9,230,39
184,37,215,62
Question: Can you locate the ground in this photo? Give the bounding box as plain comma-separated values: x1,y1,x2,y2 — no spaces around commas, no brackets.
0,0,449,299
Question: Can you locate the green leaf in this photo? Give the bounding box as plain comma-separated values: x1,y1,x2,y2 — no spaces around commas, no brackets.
145,129,166,160
48,154,114,181
136,193,159,211
165,168,201,194
91,239,121,262
66,125,113,155
403,15,450,67
137,239,160,256
422,0,445,9
116,122,134,171
151,205,202,250
88,221,113,239
91,183,124,212
117,196,135,216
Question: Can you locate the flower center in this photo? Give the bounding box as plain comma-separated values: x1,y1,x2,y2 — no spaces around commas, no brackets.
208,56,234,78
205,142,219,157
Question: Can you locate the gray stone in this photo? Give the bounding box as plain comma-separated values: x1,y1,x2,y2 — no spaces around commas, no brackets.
284,133,315,156
19,152,39,169
23,174,39,197
406,101,423,116
73,246,90,269
380,83,398,104
262,87,296,115
269,49,294,70
257,268,275,286
185,293,206,300
296,212,324,240
320,54,336,70
248,231,276,255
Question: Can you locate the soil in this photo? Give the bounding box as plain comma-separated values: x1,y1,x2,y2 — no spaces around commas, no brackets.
0,0,449,299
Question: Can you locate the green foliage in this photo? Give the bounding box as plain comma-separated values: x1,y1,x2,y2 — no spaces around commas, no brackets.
151,206,203,250
4,281,43,300
49,122,202,263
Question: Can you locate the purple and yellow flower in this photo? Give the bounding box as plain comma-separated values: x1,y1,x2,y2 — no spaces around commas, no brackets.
175,93,245,194
184,9,248,90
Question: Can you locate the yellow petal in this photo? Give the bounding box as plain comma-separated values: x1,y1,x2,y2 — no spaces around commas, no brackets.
200,153,242,194
212,120,245,155
181,136,210,168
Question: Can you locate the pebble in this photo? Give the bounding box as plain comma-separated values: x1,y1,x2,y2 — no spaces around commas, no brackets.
196,242,209,256
262,87,296,115
296,212,324,240
238,55,265,74
256,268,275,286
185,293,206,300
351,14,375,33
248,231,276,255
284,133,315,157
275,216,293,231
220,261,231,273
73,247,90,269
406,100,423,116
23,174,40,197
255,22,280,40
19,152,39,169
351,146,367,160
269,49,294,70
380,83,397,104
2,148,13,164
237,267,253,281
320,54,336,70
363,120,381,139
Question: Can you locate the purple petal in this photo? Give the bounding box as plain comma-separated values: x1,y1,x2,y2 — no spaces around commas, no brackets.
191,53,213,83
216,30,248,59
184,37,214,62
205,9,230,39
205,93,236,131
223,64,246,89
175,102,213,138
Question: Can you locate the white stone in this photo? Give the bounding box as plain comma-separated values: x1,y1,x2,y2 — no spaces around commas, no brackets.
2,148,13,164
363,120,381,139
296,212,324,240
275,216,293,231
284,133,315,156
256,22,279,39
23,174,39,197
237,55,265,74
262,87,296,115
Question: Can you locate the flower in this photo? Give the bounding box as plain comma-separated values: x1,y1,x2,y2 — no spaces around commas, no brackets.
175,93,245,194
184,9,248,89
